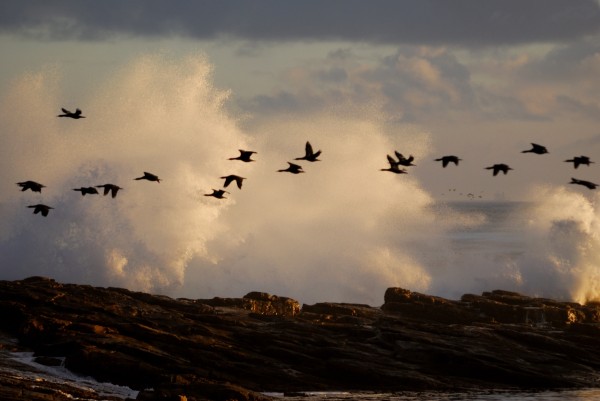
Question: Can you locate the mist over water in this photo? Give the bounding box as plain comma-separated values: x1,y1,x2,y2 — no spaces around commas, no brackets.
1,53,600,305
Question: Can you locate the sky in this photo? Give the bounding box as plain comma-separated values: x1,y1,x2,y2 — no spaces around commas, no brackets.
2,1,600,304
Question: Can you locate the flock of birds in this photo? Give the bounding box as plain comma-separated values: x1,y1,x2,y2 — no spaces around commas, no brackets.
17,108,598,217
380,141,598,191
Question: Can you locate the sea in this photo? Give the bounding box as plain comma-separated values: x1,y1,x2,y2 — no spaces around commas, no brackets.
4,200,600,400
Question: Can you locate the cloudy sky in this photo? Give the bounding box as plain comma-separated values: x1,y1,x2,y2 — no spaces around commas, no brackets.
2,1,600,303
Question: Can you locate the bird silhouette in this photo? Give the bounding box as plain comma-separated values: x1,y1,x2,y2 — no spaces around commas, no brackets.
295,141,322,162
394,151,416,167
73,187,99,196
381,154,408,174
229,149,257,162
205,189,229,199
221,175,245,189
28,204,53,217
96,184,123,198
435,155,462,167
565,156,594,169
522,143,548,154
278,162,305,174
57,108,85,119
485,164,513,176
380,164,408,174
570,178,598,190
17,181,45,193
134,172,160,182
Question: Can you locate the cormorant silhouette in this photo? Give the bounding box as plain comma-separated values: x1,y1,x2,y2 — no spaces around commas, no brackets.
522,143,548,154
17,180,45,193
229,149,257,162
278,162,304,174
485,164,513,176
221,175,245,189
73,187,99,196
295,141,321,162
381,155,408,174
380,164,408,174
394,151,416,166
570,178,598,190
565,156,594,169
28,204,53,217
96,184,123,198
435,155,462,167
57,108,85,119
134,172,160,182
205,189,228,199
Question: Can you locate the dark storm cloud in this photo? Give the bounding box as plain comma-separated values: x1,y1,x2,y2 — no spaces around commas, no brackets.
2,0,600,46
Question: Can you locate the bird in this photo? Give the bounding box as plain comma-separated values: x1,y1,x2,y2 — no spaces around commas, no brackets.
73,187,99,196
229,149,257,162
394,151,416,167
57,108,85,119
134,172,160,182
522,143,548,154
485,164,513,176
381,154,408,174
204,189,228,199
278,162,304,174
221,175,245,189
435,155,462,168
570,178,598,190
96,184,123,198
17,181,45,193
565,156,594,169
28,204,53,217
295,141,322,162
380,164,408,174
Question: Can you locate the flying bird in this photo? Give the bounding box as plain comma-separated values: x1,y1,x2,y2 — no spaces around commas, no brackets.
221,174,245,189
295,141,322,162
134,172,160,182
73,187,99,196
521,143,548,154
394,151,416,167
57,108,85,119
229,149,257,162
435,155,462,168
278,162,304,174
380,164,408,174
381,154,408,174
205,189,228,199
485,164,513,176
565,156,594,169
570,178,598,190
28,204,53,217
96,184,123,198
17,180,45,193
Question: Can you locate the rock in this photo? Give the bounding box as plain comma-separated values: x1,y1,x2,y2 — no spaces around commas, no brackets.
2,278,600,399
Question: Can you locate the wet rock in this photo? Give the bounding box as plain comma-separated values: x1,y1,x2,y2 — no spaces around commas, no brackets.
2,278,600,400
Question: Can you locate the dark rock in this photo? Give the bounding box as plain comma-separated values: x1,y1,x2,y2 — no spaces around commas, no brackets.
2,278,600,400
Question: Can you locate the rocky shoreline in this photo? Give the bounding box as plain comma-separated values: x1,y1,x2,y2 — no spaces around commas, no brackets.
1,277,600,400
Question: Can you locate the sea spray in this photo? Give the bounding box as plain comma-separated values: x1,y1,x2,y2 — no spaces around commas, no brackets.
2,53,599,306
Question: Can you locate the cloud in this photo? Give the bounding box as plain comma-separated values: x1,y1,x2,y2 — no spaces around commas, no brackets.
2,0,600,47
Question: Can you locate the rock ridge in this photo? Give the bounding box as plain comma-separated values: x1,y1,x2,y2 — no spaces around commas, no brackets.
1,277,600,400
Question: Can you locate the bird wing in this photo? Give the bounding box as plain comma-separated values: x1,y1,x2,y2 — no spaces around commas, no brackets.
305,141,314,156
442,159,449,168
61,108,70,114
